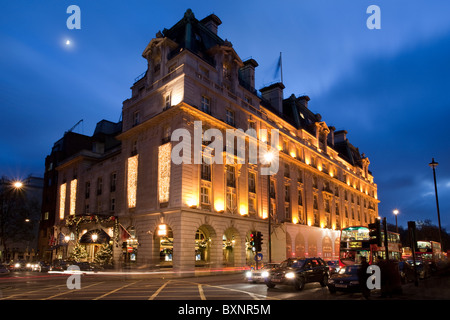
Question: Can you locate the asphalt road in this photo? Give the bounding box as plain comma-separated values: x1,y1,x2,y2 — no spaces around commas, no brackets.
0,271,365,300
0,269,449,301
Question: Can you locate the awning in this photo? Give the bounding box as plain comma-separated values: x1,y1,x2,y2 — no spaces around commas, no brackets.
79,229,111,244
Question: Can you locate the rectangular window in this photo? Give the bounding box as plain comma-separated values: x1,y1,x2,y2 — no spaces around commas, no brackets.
226,109,235,126
85,181,90,199
248,197,256,214
201,162,211,181
284,185,290,202
200,187,210,205
248,172,256,193
226,191,237,212
285,204,291,221
284,163,290,178
162,125,171,144
269,180,276,199
313,194,318,210
324,198,331,213
97,177,103,196
298,189,303,206
297,168,303,183
110,198,116,212
165,93,171,110
133,111,140,126
110,172,117,192
226,165,235,188
201,95,211,114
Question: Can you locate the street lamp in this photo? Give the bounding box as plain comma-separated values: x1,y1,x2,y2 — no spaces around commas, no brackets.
13,181,23,189
393,209,399,234
428,158,443,249
264,150,275,263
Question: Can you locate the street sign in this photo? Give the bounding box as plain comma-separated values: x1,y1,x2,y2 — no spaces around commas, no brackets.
254,253,263,261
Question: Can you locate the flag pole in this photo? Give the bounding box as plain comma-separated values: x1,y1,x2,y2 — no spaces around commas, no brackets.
280,52,283,83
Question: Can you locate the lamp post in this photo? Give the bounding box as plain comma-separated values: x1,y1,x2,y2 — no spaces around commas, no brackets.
264,151,275,263
428,158,443,249
393,209,399,234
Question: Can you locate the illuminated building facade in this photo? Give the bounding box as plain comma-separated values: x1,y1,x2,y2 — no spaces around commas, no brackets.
53,9,378,271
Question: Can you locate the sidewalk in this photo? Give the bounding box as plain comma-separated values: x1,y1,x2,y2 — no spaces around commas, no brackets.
374,267,450,300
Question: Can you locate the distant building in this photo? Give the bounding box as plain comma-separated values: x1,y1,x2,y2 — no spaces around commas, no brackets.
50,9,378,271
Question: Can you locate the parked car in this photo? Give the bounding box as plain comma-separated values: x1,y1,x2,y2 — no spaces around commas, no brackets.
327,265,362,293
0,264,10,276
49,259,71,272
72,261,102,272
245,263,278,283
265,257,329,290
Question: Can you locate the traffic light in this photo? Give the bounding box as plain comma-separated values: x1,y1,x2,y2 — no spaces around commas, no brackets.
368,219,382,247
250,231,256,251
255,232,263,252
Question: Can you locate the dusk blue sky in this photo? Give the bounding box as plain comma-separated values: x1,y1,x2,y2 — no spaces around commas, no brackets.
1,1,449,231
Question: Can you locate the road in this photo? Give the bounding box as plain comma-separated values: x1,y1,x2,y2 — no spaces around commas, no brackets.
0,271,365,300
0,269,449,300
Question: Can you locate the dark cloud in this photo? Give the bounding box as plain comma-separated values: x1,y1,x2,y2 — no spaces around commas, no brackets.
313,31,450,229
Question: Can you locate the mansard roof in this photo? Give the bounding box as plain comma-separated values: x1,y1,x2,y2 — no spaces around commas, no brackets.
159,9,227,66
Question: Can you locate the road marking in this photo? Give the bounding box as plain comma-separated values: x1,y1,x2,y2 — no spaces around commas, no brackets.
41,282,105,300
198,284,206,300
148,280,171,300
0,284,67,300
93,281,141,300
170,279,280,300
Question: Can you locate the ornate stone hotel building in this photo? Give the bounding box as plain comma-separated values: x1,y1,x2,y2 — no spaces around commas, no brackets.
50,9,379,271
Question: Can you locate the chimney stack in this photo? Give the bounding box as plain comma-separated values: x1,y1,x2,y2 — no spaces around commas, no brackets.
334,130,348,143
240,58,258,91
200,14,222,35
260,82,285,114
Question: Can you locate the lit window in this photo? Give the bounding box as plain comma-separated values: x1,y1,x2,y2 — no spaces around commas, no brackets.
158,143,171,204
127,155,139,208
59,183,66,220
200,187,210,205
70,179,77,216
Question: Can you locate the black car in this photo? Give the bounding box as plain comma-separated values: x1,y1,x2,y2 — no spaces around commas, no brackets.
265,257,329,290
327,265,362,293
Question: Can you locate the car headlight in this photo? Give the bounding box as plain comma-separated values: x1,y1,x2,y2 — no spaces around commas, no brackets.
14,263,20,268
285,272,296,279
261,271,269,278
245,271,252,278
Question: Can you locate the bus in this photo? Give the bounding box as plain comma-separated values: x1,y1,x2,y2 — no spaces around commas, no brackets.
416,241,442,262
339,226,402,266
